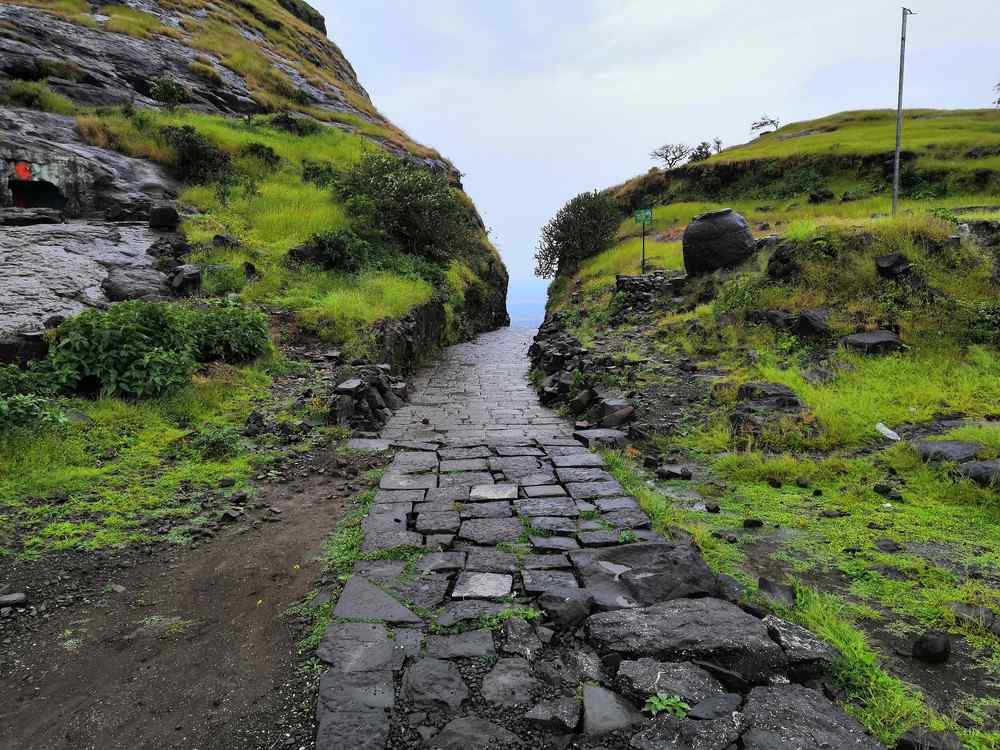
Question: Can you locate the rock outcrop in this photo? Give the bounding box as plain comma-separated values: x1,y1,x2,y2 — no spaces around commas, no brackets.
682,208,756,275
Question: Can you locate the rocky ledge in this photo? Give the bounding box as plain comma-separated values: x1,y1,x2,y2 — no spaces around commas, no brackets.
311,436,902,749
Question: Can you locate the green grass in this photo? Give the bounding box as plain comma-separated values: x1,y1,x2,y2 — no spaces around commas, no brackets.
0,366,270,556
600,450,1000,746
712,109,1000,172
0,80,76,115
103,5,178,39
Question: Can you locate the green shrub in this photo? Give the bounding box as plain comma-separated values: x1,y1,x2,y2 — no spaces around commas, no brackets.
0,394,63,431
287,228,371,273
48,301,196,398
269,112,323,136
201,265,247,296
239,142,281,170
191,424,241,458
186,300,269,363
965,301,1000,346
302,159,339,187
160,125,231,183
336,151,476,262
534,190,622,278
149,77,188,107
0,363,58,397
0,79,76,115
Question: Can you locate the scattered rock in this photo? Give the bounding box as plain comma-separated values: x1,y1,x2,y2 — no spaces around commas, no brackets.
687,693,742,720
842,330,902,355
682,209,756,275
400,658,469,709
913,440,981,464
615,659,724,705
895,727,964,750
524,697,581,732
582,684,643,735
481,657,540,706
431,717,522,749
912,631,950,663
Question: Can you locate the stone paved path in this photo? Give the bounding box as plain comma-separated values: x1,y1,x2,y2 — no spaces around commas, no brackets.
316,327,885,750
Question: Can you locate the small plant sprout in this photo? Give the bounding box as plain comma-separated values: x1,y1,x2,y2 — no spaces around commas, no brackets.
644,692,690,718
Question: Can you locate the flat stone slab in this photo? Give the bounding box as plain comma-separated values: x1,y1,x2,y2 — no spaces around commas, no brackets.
515,497,580,517
426,629,496,658
582,684,643,736
566,480,625,500
459,517,524,545
489,456,545,475
390,451,439,473
316,622,405,672
531,535,580,552
440,458,489,472
431,716,523,749
481,656,540,706
363,507,408,534
556,467,614,483
426,486,471,502
361,529,424,553
470,483,519,500
586,598,786,683
315,707,389,750
452,571,513,599
522,553,571,569
578,530,622,547
415,511,461,534
374,487,424,504
602,508,651,529
552,452,606,468
496,446,544,457
383,574,451,609
595,496,639,512
440,471,494,488
317,668,394,712
630,713,748,750
522,484,568,498
465,548,519,573
380,473,437,491
439,446,491,460
518,472,559,487
569,542,719,609
742,684,883,749
346,438,390,452
413,551,467,573
527,516,577,534
436,600,509,628
841,329,901,354
400,658,469,709
460,500,513,518
524,697,581,732
333,577,422,624
615,658,725,704
522,569,579,594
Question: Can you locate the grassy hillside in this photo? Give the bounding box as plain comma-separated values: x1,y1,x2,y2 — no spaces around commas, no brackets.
542,109,1000,746
0,0,507,557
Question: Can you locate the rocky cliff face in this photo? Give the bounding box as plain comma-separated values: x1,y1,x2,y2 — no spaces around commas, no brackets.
0,0,509,364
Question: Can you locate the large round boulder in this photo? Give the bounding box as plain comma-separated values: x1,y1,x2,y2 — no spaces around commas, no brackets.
682,208,755,275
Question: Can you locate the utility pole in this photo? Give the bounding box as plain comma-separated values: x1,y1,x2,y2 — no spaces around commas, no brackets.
892,7,915,217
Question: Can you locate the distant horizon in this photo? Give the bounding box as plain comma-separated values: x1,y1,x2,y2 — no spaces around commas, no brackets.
314,0,1000,320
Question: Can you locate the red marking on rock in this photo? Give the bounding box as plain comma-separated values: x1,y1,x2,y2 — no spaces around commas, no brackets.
14,161,32,180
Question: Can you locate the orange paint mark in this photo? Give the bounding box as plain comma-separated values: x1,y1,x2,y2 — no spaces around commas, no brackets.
14,161,32,181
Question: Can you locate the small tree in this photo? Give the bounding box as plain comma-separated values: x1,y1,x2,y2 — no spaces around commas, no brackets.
688,141,713,163
750,115,781,134
712,137,723,154
534,191,621,278
650,142,691,169
994,81,1000,107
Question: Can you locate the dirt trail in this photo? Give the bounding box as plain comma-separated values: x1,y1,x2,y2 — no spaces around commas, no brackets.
0,450,363,750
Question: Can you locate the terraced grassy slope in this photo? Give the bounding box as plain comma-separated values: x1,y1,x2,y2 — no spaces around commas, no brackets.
540,109,1000,746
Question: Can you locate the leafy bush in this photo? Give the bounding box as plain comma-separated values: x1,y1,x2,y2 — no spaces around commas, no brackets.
269,112,322,136
302,159,339,187
0,363,58,397
643,693,690,718
191,425,241,459
160,125,231,183
48,301,196,398
239,142,281,170
965,302,1000,346
336,151,476,262
0,394,63,432
534,190,622,278
149,77,188,107
287,228,371,273
186,300,269,363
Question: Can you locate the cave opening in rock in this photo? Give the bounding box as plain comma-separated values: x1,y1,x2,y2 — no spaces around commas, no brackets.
8,179,67,210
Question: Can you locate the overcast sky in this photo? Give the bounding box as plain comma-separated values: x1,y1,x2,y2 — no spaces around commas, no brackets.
314,1,1000,325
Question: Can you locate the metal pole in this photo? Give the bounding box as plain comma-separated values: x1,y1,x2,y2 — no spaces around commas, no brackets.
892,8,913,217
641,222,646,274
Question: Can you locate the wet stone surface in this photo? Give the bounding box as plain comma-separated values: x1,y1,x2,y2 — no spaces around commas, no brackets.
313,328,885,750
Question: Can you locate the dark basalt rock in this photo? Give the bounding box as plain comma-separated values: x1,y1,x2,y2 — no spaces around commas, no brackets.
431,716,523,749
729,382,807,441
586,598,787,684
895,727,964,750
615,658,725,705
400,658,469,709
480,657,540,706
913,440,981,464
582,684,643,735
741,684,884,749
875,252,912,279
630,712,749,750
682,209,756,275
570,542,720,610
842,330,902,354
957,459,1000,488
912,630,951,663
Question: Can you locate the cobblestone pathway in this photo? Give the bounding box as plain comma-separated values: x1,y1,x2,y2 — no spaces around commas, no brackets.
315,327,884,750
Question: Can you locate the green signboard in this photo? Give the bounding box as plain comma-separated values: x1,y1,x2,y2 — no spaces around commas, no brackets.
634,208,653,225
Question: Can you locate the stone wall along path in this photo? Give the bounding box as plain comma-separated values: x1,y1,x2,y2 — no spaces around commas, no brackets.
320,327,885,749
